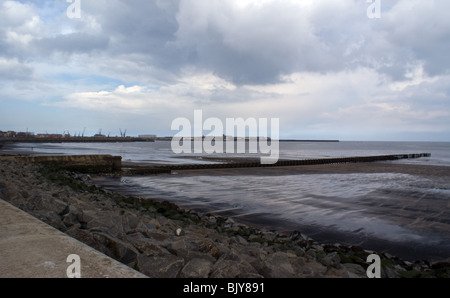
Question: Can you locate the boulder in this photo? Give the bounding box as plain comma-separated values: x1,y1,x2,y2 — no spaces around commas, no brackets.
92,232,139,266
210,259,259,278
179,258,214,278
262,251,295,278
137,254,185,278
197,239,222,259
126,232,170,256
342,263,367,278
320,252,341,268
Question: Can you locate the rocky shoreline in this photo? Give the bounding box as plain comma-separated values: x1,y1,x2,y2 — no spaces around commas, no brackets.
1,158,449,278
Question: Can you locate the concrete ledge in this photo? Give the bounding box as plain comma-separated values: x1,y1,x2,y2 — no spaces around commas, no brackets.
0,155,122,173
0,199,147,278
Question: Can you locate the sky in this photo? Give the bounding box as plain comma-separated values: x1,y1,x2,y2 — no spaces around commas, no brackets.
0,0,449,141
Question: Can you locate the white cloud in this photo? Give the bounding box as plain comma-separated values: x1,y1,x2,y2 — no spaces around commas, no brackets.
1,0,450,140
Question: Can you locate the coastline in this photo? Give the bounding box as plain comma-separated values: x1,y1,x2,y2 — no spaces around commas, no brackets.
107,160,450,263
1,157,449,278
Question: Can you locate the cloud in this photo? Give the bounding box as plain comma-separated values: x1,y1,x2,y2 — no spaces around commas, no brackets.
1,0,450,140
33,32,109,55
381,0,450,78
0,57,33,80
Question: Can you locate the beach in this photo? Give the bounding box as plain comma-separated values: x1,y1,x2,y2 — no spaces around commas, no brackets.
97,159,450,263
1,156,450,278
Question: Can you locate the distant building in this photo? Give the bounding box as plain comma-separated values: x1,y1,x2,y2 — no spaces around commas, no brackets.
139,134,156,142
5,131,16,138
36,134,62,139
16,132,35,138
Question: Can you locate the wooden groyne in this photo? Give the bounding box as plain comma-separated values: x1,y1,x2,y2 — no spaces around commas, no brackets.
125,153,432,175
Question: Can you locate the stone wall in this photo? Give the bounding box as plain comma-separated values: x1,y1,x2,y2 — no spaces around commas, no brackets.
0,155,122,173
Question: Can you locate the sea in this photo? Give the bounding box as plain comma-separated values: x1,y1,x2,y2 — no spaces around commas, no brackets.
6,141,450,261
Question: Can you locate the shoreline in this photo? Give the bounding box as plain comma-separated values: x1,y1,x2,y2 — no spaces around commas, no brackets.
1,156,449,277
101,160,450,263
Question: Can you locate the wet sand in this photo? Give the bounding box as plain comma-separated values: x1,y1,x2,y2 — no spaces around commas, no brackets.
166,160,450,178
114,160,450,262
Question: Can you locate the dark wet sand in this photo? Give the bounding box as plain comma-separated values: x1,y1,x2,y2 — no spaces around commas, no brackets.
168,160,450,178
130,160,450,262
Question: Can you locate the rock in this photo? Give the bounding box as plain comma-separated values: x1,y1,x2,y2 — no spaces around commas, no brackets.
126,233,170,256
137,254,185,278
198,239,221,258
62,209,80,228
120,211,140,231
91,232,139,266
85,210,124,236
175,228,185,236
297,261,328,277
38,210,65,230
223,217,235,227
210,259,259,278
342,263,366,278
350,245,364,253
166,239,193,258
65,227,95,246
383,252,394,259
382,265,400,278
131,220,157,234
262,252,295,278
179,258,214,278
232,235,248,245
27,194,68,215
312,244,324,252
320,252,341,268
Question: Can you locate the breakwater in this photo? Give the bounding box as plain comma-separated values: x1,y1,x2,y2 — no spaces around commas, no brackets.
125,153,431,175
0,153,431,175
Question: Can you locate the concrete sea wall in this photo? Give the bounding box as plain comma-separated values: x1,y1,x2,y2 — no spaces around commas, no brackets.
0,155,122,173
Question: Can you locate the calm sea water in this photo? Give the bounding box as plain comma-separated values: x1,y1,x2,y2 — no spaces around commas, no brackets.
9,140,450,166
8,141,450,261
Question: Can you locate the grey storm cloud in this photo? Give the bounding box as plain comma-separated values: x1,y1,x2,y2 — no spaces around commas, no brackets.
33,32,110,54
1,0,450,141
72,0,450,85
0,58,33,81
3,0,450,86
